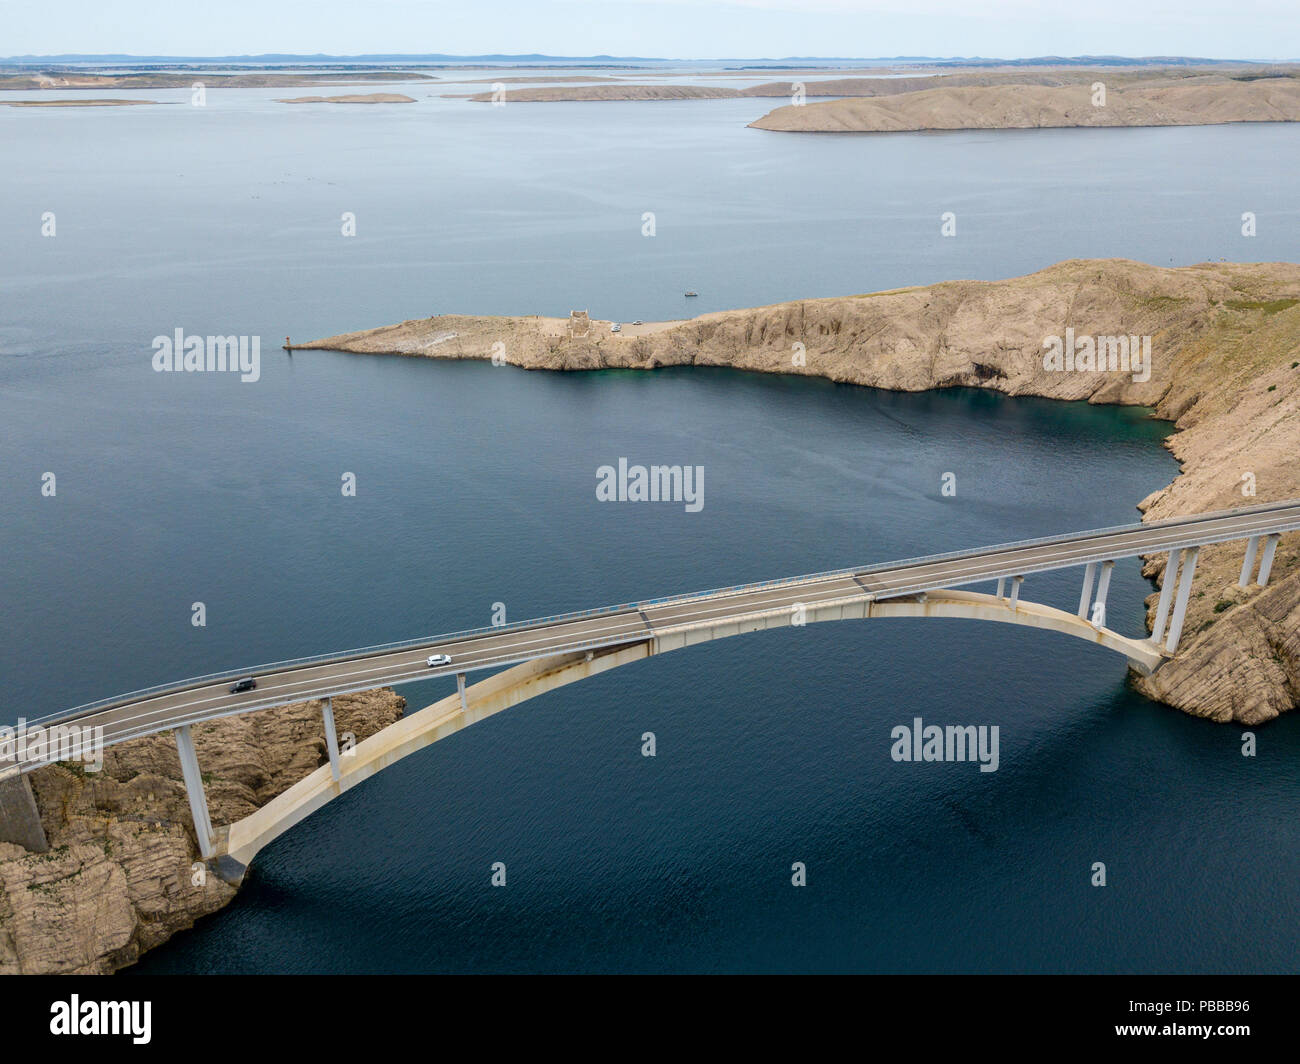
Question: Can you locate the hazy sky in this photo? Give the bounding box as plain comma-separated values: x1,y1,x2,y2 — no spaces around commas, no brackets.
6,0,1299,61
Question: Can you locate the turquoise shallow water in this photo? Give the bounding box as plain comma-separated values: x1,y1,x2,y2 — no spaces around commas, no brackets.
2,89,1298,972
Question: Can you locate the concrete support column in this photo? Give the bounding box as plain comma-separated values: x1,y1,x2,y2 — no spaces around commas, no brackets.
1164,546,1200,654
1078,562,1097,618
0,773,49,854
1238,536,1261,588
175,725,213,859
995,577,1006,600
1008,575,1024,608
457,672,469,714
1257,534,1281,587
1091,560,1115,626
1151,549,1181,644
321,696,341,782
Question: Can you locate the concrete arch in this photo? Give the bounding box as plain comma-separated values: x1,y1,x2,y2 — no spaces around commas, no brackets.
213,589,1161,879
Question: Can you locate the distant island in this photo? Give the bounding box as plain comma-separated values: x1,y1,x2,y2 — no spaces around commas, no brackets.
752,72,1300,131
10,62,1300,138
276,93,415,104
0,71,436,90
0,98,159,107
456,65,1300,135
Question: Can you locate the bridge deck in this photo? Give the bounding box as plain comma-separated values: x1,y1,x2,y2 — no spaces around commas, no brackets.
7,499,1299,774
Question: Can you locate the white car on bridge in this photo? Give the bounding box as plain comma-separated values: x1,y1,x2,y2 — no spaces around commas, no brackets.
426,653,453,667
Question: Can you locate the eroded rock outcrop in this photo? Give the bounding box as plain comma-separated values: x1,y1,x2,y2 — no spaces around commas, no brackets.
0,689,403,974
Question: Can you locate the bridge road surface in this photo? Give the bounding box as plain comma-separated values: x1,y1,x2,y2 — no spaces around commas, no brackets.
12,499,1300,773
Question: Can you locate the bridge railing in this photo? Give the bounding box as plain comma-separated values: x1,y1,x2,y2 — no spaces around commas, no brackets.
26,499,1299,728
25,567,869,726
21,601,643,726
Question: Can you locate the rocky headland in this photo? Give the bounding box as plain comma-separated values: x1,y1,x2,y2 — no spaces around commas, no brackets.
294,259,1300,726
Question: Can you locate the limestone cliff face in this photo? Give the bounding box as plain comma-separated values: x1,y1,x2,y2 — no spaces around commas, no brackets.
300,259,1300,724
0,690,403,974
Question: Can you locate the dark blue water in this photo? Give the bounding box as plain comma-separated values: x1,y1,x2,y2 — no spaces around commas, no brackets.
3,90,1298,973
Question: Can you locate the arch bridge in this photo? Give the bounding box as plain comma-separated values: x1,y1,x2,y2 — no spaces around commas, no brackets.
2,500,1296,880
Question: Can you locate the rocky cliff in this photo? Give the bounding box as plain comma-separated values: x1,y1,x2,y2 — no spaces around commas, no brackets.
297,258,1300,724
0,689,404,974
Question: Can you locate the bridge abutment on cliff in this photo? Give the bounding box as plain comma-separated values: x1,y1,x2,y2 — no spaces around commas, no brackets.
0,773,48,854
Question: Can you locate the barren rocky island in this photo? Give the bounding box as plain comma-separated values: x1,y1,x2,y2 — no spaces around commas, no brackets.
751,72,1300,132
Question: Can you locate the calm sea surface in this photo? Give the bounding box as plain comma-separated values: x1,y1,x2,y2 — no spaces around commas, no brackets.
2,82,1298,972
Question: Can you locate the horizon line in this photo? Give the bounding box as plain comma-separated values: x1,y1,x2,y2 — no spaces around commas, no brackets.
4,52,1298,65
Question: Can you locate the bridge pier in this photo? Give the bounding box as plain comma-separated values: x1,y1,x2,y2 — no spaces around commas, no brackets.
1150,549,1181,645
1090,560,1115,626
1078,562,1097,618
1163,546,1200,653
321,697,341,781
175,725,214,859
1238,536,1261,587
1008,575,1024,608
457,672,468,714
995,577,1006,600
1257,533,1280,587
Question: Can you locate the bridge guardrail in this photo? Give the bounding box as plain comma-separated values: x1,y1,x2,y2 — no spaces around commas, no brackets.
25,499,1300,728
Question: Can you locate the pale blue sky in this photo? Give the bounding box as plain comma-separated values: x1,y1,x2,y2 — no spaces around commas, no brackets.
6,0,1298,61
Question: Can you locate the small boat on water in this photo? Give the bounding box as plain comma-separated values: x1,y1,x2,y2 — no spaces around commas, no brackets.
684,290,698,297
